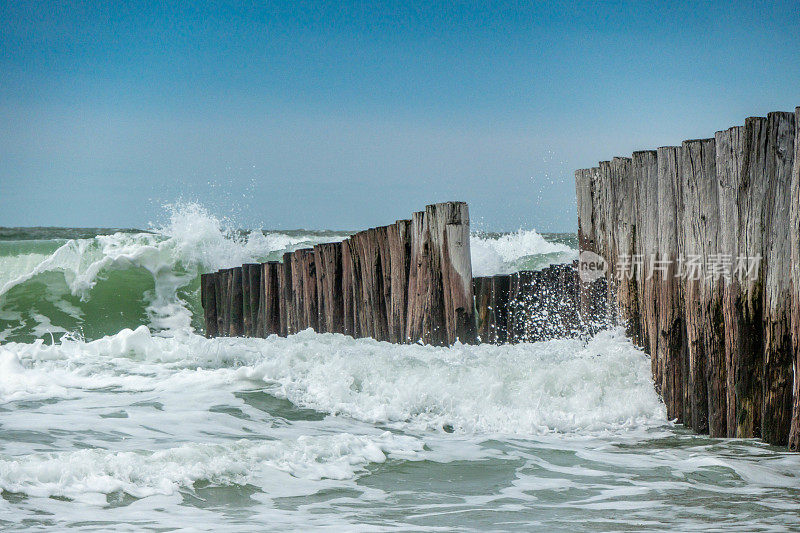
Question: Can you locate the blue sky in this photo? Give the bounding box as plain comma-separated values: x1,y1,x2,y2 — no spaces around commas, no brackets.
1,1,798,231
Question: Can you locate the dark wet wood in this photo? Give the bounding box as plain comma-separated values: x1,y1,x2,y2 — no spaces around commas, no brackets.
201,273,218,338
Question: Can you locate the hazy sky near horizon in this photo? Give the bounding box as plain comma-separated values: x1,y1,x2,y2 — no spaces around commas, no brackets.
1,1,799,232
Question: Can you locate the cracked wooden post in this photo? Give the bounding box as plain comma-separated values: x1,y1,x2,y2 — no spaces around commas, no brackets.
314,242,344,334
387,220,411,343
610,156,640,342
655,146,685,423
761,111,795,445
731,117,769,438
341,237,361,338
716,127,745,437
228,266,244,337
679,138,719,435
201,273,218,338
280,252,294,335
632,151,659,384
259,261,281,337
788,106,800,452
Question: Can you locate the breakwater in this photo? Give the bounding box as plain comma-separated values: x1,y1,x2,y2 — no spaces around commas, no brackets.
202,201,478,346
575,107,800,449
200,202,596,347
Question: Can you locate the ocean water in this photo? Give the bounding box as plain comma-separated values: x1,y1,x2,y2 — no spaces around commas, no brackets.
0,203,798,531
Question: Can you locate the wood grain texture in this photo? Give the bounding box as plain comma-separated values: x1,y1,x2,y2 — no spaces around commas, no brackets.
788,107,800,452
760,111,795,445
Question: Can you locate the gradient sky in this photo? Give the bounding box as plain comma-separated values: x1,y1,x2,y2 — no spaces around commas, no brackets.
1,1,798,232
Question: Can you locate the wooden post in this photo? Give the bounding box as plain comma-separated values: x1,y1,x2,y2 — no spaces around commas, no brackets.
213,269,225,337
301,249,319,332
341,238,359,337
228,266,244,337
314,242,344,334
596,160,617,321
732,117,769,438
353,228,389,341
406,203,476,345
248,264,261,338
387,220,411,343
280,252,294,335
761,111,795,445
610,156,640,342
220,268,231,336
507,271,535,343
716,126,745,436
405,211,427,343
788,106,800,452
680,138,721,435
377,225,393,342
656,146,685,424
632,151,659,392
201,273,218,338
260,261,281,336
436,202,477,344
241,263,257,337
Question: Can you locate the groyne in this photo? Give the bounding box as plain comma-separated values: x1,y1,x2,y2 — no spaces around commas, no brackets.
575,107,800,449
201,202,598,348
202,202,478,346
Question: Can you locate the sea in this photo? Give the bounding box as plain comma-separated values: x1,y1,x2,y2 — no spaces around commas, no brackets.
0,203,798,531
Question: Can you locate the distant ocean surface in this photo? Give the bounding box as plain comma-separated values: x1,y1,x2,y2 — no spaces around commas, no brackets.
0,203,798,531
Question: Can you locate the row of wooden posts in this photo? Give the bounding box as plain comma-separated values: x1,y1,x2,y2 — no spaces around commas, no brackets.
201,200,597,349
575,107,800,449
202,202,478,346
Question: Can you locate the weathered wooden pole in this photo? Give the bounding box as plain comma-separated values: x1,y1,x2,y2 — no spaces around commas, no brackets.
354,228,389,341
201,273,218,338
716,126,745,437
596,160,618,321
340,238,359,337
280,252,294,335
788,106,800,452
301,249,319,332
679,138,720,435
219,268,231,336
760,111,795,445
241,263,257,337
436,202,477,344
575,167,609,330
228,266,244,337
387,220,411,343
610,156,640,342
732,117,769,438
632,151,659,383
248,264,262,337
314,242,344,334
473,274,511,344
377,225,393,342
405,211,427,343
655,146,685,423
260,261,281,336
213,269,225,337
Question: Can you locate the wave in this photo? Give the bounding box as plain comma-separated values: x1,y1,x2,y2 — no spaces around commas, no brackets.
470,230,577,276
0,432,424,502
0,203,350,342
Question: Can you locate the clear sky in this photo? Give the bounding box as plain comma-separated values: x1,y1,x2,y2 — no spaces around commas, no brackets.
1,1,798,232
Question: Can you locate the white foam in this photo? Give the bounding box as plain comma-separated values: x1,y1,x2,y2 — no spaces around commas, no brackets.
470,229,576,276
0,432,424,502
0,326,667,436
